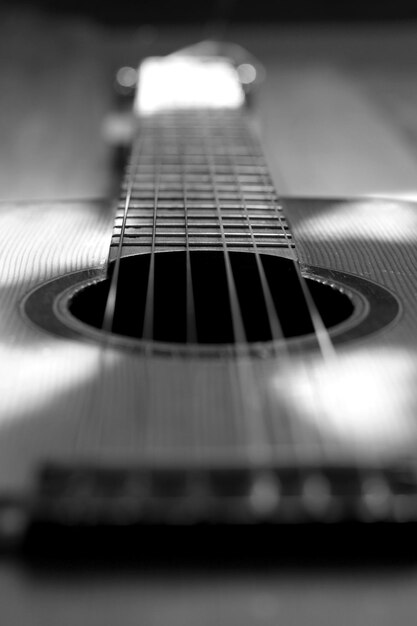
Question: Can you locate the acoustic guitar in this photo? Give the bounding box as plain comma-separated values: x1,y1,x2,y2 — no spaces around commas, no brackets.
0,41,416,553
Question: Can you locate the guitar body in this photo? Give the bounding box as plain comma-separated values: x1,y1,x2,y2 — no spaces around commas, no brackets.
1,195,416,531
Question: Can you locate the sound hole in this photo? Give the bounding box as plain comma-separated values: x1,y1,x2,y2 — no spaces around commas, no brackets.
69,251,354,345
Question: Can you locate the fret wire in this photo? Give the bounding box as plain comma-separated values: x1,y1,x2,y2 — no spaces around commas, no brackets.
123,183,278,192
111,240,292,248
116,210,287,219
113,225,288,238
118,201,282,210
124,174,270,184
129,154,266,162
126,165,270,174
114,218,287,226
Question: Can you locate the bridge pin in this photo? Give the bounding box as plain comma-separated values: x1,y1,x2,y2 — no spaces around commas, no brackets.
301,473,332,519
360,474,392,521
249,471,280,518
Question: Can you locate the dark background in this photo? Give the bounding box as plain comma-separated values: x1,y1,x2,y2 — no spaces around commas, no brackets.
2,0,417,24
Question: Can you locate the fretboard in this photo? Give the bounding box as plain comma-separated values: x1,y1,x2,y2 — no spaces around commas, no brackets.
110,108,295,261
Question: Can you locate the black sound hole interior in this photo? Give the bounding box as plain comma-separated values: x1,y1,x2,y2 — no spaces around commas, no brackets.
69,251,354,345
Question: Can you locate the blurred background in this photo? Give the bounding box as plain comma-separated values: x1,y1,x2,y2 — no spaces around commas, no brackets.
1,0,417,202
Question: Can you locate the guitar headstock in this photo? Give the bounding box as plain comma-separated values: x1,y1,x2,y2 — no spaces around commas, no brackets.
104,41,264,165
114,40,264,103
135,53,245,115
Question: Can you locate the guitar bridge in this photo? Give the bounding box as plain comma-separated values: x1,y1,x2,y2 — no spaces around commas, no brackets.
31,462,417,527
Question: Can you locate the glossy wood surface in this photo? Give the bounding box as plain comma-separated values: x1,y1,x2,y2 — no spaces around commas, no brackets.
2,8,417,625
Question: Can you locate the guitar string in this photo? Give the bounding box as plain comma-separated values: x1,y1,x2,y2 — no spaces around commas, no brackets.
206,116,246,344
227,113,322,470
85,31,158,456
204,109,277,465
264,166,341,467
102,131,143,333
205,113,253,457
181,129,198,344
226,119,297,468
244,83,337,364
72,130,145,456
137,124,165,468
141,131,160,342
263,172,336,360
181,117,211,459
109,124,162,457
261,112,373,482
219,110,333,466
228,113,286,344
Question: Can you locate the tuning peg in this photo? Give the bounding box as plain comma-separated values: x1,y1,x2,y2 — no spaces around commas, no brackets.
114,66,138,98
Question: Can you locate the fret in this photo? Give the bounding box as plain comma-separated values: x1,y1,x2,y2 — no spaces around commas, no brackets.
121,182,276,193
115,213,287,225
112,234,291,246
113,226,291,237
120,194,280,203
111,239,294,249
118,201,283,211
114,214,288,223
124,172,269,179
123,165,270,176
128,149,264,158
114,221,288,230
113,220,289,228
128,156,266,167
117,206,285,215
124,174,270,185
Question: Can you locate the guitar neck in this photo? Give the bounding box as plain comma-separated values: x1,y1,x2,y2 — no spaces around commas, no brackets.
110,52,295,261
111,109,295,260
